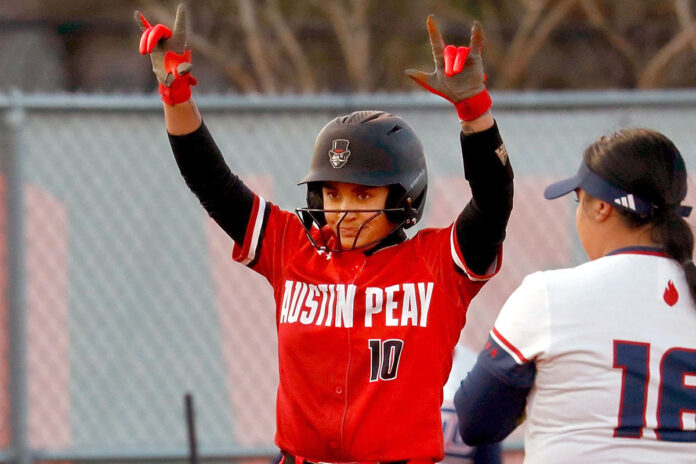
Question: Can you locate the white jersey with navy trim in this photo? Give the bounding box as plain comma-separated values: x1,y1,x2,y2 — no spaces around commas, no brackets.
491,248,696,463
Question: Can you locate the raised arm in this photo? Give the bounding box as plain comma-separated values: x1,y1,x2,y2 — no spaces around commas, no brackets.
135,4,256,245
407,16,513,276
135,4,202,133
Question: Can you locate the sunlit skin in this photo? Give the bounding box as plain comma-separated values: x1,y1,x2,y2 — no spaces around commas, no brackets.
575,188,659,260
322,181,397,250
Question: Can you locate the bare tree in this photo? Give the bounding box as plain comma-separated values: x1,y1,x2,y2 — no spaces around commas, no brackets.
638,18,696,87
579,0,639,76
49,0,696,92
498,0,580,88
236,0,277,93
265,0,317,93
675,0,696,51
309,0,371,91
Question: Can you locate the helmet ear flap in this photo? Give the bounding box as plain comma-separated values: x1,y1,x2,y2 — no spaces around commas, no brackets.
385,185,406,224
386,185,427,229
306,182,327,226
384,184,411,227
407,186,427,227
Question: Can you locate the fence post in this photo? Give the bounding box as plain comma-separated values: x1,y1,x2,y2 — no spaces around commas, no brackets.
4,89,31,464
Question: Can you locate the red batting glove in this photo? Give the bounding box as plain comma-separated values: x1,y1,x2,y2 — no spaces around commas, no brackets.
135,4,197,106
158,50,198,106
406,16,491,121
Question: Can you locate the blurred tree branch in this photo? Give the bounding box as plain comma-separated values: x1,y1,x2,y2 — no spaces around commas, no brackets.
265,0,317,93
309,0,371,91
675,0,696,51
638,18,696,87
236,0,276,93
103,0,696,92
499,0,579,88
579,0,639,74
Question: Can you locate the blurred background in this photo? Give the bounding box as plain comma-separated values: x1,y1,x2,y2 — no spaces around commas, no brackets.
1,1,695,464
3,0,696,94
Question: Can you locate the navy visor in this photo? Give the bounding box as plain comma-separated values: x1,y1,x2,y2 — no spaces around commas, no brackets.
544,162,692,218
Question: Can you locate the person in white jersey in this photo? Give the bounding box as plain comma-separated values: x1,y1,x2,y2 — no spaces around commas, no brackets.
453,128,696,463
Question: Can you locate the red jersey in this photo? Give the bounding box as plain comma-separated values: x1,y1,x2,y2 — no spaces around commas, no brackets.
232,195,501,462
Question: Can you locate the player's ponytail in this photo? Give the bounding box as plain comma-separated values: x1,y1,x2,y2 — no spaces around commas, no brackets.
584,128,696,304
684,259,696,302
655,210,696,302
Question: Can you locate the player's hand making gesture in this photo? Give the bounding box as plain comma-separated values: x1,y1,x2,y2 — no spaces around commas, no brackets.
406,16,491,122
135,4,197,106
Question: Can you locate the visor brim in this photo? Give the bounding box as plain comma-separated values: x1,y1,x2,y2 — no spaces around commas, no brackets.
544,174,582,200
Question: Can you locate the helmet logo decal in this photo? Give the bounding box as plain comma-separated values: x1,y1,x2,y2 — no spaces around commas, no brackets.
328,139,351,168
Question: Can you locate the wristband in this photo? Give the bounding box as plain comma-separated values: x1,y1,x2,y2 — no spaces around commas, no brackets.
454,89,492,121
158,75,197,106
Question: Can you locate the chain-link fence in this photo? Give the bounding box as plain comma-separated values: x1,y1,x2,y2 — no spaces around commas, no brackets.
1,90,696,463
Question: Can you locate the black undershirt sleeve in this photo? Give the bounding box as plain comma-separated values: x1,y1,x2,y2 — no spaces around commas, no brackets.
456,121,514,276
168,122,256,245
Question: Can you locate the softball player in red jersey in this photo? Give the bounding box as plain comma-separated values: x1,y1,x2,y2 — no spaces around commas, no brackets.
455,129,696,463
136,6,513,463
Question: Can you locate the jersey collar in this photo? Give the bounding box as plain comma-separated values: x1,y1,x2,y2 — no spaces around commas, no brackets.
606,245,667,257
364,228,407,256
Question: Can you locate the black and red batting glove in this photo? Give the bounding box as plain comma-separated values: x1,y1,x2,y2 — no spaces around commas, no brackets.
135,4,197,106
406,16,491,121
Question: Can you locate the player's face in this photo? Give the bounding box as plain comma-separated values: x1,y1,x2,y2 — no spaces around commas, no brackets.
322,181,396,250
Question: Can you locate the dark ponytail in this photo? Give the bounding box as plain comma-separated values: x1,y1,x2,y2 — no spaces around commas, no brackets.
584,128,696,303
657,213,696,302
685,261,696,299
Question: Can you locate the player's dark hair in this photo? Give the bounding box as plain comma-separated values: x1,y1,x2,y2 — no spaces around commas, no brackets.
583,128,696,303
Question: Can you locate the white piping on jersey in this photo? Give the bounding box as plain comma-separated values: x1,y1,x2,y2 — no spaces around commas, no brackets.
490,329,525,365
241,196,267,266
449,225,488,282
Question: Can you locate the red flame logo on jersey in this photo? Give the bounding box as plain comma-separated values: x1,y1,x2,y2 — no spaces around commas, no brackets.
663,280,678,306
